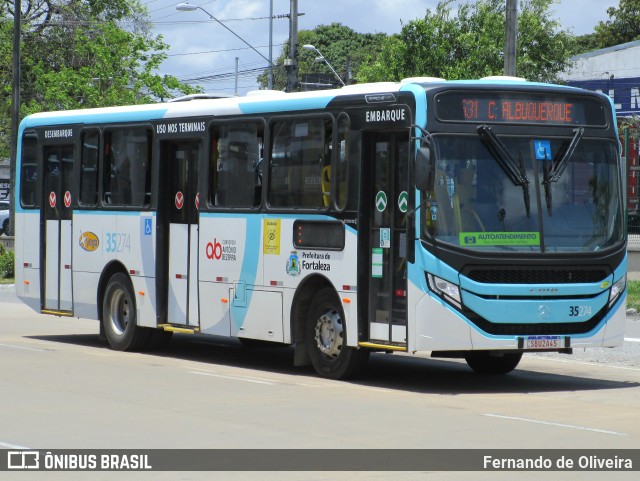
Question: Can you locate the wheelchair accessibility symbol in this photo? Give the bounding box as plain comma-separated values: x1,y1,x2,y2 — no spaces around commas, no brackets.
144,218,153,236
534,140,552,161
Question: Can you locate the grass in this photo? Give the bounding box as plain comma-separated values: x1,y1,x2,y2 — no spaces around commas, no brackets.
0,277,14,285
628,280,640,312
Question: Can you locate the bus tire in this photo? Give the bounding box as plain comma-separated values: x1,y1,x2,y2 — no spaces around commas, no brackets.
306,287,369,379
464,351,522,375
102,272,150,351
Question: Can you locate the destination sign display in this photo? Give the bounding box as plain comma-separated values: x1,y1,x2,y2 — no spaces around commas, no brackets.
435,91,607,126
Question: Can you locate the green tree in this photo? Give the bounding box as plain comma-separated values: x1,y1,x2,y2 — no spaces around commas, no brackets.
572,33,601,55
0,0,198,158
358,0,574,83
257,23,387,90
594,0,640,47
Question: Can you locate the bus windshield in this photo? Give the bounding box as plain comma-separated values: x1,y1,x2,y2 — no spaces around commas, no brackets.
421,133,623,253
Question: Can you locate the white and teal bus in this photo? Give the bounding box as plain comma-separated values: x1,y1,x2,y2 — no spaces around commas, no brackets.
14,77,627,379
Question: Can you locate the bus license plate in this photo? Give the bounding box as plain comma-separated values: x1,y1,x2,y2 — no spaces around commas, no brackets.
526,336,561,349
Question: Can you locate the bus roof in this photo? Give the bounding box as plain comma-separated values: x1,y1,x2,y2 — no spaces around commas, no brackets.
19,77,591,129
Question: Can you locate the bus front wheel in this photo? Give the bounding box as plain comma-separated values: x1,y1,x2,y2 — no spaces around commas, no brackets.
305,288,369,380
102,273,150,351
464,351,522,375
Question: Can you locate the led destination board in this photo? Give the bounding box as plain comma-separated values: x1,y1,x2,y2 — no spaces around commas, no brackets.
462,98,573,123
436,91,607,126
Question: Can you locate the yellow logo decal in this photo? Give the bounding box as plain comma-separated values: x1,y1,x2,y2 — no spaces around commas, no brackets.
263,219,281,255
79,231,100,252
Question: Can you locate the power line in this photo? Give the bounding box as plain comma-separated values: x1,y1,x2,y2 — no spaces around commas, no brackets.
167,42,286,57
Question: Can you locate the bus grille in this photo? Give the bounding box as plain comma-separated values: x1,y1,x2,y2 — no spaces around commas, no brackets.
462,305,607,336
464,268,609,284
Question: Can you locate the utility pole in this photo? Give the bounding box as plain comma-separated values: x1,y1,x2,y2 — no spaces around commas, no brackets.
504,0,518,77
286,0,298,92
234,57,239,96
268,0,273,90
9,0,21,236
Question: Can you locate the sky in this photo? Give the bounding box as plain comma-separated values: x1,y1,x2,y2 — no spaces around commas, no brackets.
145,0,620,96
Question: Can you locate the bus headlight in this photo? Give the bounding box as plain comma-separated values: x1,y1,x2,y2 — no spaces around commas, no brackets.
608,275,626,307
428,274,461,308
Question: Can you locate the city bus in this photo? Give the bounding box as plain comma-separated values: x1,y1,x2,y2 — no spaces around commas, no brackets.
14,77,626,379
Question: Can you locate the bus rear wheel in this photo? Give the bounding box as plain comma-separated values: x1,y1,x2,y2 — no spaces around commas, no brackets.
102,272,150,351
464,351,522,375
306,288,369,379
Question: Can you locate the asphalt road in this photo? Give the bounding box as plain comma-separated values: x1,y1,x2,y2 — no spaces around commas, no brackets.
1,284,639,481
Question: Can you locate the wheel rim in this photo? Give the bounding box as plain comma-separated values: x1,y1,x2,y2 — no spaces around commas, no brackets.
314,309,344,359
108,289,130,336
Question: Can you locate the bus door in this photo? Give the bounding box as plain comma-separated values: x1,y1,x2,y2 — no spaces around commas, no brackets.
163,141,201,327
364,133,409,347
42,144,75,314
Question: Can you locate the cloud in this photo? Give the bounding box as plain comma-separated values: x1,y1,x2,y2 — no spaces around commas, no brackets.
152,0,620,94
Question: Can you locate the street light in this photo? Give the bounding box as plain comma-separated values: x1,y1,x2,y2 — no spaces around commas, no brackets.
176,2,274,89
302,44,345,87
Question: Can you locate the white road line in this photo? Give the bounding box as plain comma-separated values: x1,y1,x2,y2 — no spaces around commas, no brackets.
484,414,625,436
625,337,640,343
0,343,46,352
189,371,276,385
0,441,32,449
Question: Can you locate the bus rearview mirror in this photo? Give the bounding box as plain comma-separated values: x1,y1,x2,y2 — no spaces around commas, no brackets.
415,146,431,190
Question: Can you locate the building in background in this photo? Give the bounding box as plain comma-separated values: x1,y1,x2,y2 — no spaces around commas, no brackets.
561,40,640,227
0,158,10,201
562,40,640,117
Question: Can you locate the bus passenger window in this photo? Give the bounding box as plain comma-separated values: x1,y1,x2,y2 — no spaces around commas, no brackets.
20,134,39,208
103,128,152,207
268,118,332,209
209,122,263,208
80,131,99,206
335,115,350,210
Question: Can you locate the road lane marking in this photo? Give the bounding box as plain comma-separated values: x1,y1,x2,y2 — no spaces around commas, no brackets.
0,343,46,352
0,441,32,449
189,371,276,385
625,337,640,343
484,414,625,436
187,367,322,387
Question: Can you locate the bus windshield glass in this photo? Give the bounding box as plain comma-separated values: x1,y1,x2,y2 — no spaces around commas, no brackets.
421,133,623,253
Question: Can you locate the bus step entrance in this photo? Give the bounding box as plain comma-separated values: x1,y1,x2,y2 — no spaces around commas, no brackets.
41,309,74,317
158,323,200,334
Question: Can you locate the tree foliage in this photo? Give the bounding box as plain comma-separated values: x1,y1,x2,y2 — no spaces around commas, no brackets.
572,33,601,55
0,0,198,158
594,0,640,48
357,0,574,84
257,23,387,90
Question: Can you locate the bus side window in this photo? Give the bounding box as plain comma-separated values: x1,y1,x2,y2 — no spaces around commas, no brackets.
268,117,332,209
335,115,350,210
209,122,262,208
20,133,39,208
103,128,152,207
80,131,99,206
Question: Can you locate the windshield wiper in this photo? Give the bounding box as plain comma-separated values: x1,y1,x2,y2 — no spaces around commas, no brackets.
477,125,531,217
541,127,584,215
548,127,584,183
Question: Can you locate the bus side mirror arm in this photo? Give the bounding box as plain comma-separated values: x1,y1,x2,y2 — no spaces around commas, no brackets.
407,127,433,264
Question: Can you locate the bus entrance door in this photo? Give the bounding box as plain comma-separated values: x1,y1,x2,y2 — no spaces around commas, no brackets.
164,141,201,328
42,145,74,315
365,134,409,348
